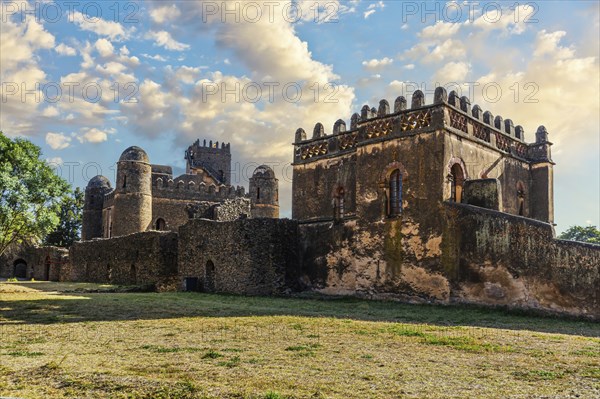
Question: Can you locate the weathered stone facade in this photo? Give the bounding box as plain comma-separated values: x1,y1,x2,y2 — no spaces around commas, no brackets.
69,232,178,286
0,243,68,281
291,87,598,319
82,141,279,239
178,218,299,295
3,87,598,320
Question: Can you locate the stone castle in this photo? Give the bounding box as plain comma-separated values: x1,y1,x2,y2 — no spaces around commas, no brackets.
2,87,599,319
82,139,279,241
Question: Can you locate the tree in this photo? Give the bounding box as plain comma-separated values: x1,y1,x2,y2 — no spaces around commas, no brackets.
0,132,70,256
43,187,84,247
559,225,600,244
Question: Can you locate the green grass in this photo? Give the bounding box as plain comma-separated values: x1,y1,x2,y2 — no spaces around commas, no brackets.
0,281,599,399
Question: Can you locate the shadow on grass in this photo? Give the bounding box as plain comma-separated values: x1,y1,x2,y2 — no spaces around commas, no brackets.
0,282,598,337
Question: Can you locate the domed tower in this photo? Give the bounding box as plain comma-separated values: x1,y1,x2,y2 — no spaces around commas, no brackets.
249,165,279,218
112,146,152,237
82,176,112,240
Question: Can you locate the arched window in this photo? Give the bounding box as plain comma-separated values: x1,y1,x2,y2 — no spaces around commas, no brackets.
517,182,526,216
334,187,345,221
388,169,402,217
450,164,465,203
156,218,166,231
257,187,261,200
122,174,127,189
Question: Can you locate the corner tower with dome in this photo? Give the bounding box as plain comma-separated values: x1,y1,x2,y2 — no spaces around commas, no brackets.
82,141,278,239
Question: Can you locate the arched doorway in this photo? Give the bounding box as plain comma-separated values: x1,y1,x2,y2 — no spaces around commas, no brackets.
13,259,27,279
205,260,216,292
450,163,465,203
156,218,166,231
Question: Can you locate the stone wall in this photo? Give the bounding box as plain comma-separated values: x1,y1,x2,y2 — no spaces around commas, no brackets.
441,203,600,319
178,218,299,295
0,243,69,281
69,232,178,286
298,202,599,319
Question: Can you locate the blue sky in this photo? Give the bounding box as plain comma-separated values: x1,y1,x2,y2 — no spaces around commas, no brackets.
1,0,598,231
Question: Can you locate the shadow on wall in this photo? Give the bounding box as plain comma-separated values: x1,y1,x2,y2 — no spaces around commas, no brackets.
0,283,598,338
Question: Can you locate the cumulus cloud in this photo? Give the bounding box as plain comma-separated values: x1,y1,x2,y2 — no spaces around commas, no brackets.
150,4,182,24
71,11,133,41
46,132,72,150
362,57,394,70
78,128,113,144
433,61,470,83
56,43,77,56
147,30,190,51
419,21,461,39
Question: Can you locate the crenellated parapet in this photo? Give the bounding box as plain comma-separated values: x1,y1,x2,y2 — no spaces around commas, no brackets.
293,87,552,164
152,174,245,202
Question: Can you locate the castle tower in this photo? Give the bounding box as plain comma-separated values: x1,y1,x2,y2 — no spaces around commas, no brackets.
249,165,279,218
530,126,555,224
82,176,112,240
185,139,232,185
112,146,152,237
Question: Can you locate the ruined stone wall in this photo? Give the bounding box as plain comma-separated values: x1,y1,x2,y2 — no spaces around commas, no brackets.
0,244,69,281
292,153,357,221
441,203,600,319
299,200,599,319
152,197,194,232
69,232,178,286
178,218,299,295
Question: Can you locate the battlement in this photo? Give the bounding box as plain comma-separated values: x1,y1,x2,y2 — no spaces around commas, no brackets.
185,139,232,185
293,87,553,164
152,174,245,202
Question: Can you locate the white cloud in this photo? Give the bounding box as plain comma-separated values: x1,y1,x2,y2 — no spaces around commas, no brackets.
433,61,470,82
150,4,181,24
147,30,190,51
95,38,115,57
364,9,376,19
419,21,461,39
77,128,112,144
71,11,132,41
42,106,60,117
46,132,71,150
142,53,167,62
56,43,77,56
362,57,394,70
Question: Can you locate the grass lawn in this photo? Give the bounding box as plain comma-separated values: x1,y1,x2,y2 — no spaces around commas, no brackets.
0,282,598,399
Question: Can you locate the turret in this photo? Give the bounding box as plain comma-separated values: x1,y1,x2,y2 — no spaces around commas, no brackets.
112,146,152,237
82,176,112,240
249,165,279,218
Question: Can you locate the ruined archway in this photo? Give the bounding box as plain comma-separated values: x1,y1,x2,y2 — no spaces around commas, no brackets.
13,259,27,279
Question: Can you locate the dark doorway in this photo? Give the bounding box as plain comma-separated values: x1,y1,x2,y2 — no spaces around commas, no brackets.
156,218,166,231
205,260,216,292
13,259,27,279
184,277,199,292
44,256,51,281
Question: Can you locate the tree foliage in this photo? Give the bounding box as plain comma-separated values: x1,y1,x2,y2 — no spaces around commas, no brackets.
43,187,84,248
0,132,70,256
558,225,600,244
